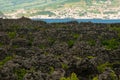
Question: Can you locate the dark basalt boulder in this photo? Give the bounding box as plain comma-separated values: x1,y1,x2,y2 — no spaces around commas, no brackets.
98,68,118,80
0,32,10,44
10,38,30,48
0,48,7,60
51,42,68,55
49,68,65,80
24,71,48,80
76,58,98,77
0,60,19,80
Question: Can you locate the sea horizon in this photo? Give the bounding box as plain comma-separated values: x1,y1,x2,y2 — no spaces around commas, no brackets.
32,18,120,23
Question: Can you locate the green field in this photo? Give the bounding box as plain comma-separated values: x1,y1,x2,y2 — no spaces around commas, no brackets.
0,0,119,12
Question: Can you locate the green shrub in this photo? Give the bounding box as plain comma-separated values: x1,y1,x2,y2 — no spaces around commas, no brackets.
87,56,95,59
28,66,35,72
92,76,98,80
110,27,120,31
60,72,79,80
48,37,55,45
110,70,118,80
49,66,54,74
61,63,69,69
14,68,27,80
8,32,16,39
12,25,20,30
67,40,75,48
39,44,46,49
60,77,70,80
101,39,120,50
97,62,111,73
12,45,19,48
73,33,79,39
0,56,13,68
109,27,120,37
0,42,3,47
88,39,96,46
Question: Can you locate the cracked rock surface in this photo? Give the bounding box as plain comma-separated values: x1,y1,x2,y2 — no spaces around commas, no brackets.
0,18,120,80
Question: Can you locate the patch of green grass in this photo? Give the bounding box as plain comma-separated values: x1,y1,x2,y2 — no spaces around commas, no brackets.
87,56,95,59
48,37,55,45
109,27,120,37
97,62,111,73
113,26,120,31
73,33,79,39
0,56,13,68
49,66,54,74
12,25,20,30
27,66,35,73
12,45,20,48
32,11,56,16
110,71,118,80
0,42,4,47
92,76,98,80
88,39,96,46
60,72,79,80
14,68,27,80
38,44,46,49
61,63,69,69
101,39,120,50
7,32,16,39
67,40,75,48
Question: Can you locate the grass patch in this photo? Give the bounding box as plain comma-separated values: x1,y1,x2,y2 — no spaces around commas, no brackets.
110,71,118,80
49,66,54,74
67,40,75,48
60,72,79,80
0,42,4,47
32,11,56,16
92,76,98,80
12,45,20,48
61,63,69,69
7,32,16,39
88,39,96,46
87,56,95,59
101,38,120,50
109,27,120,38
38,44,46,49
0,56,13,68
73,33,79,39
48,37,55,45
97,62,111,73
14,68,27,80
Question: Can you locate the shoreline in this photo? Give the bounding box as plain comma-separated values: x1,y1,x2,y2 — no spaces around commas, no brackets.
31,18,120,23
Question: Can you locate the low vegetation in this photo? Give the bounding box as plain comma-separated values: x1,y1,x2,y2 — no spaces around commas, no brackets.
101,38,120,50
14,68,27,80
0,56,13,68
60,73,79,80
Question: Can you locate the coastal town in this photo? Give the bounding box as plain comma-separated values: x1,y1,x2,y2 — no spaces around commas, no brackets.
1,0,120,19
3,6,120,19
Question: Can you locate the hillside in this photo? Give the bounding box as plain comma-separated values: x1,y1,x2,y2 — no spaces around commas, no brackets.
0,0,120,19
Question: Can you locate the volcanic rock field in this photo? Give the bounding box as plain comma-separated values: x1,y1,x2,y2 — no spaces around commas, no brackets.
0,17,120,80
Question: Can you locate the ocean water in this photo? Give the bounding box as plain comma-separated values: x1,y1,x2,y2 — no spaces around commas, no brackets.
32,19,120,23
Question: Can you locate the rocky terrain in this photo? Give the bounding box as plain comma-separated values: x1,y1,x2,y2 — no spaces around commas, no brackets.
0,17,120,80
